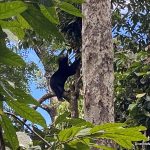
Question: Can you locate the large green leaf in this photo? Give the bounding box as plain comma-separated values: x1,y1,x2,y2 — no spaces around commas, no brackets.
1,113,19,150
0,46,25,66
54,111,70,125
113,139,133,149
12,88,39,105
97,127,147,149
17,15,31,29
0,28,25,66
59,2,83,17
76,128,91,136
0,20,25,39
0,1,27,19
0,80,39,106
40,5,60,24
66,139,90,150
3,81,39,105
100,132,147,142
22,6,64,41
89,123,147,149
58,126,82,141
64,142,89,150
7,100,46,128
90,123,125,134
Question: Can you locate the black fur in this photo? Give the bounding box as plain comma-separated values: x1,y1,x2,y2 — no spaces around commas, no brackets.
50,56,80,101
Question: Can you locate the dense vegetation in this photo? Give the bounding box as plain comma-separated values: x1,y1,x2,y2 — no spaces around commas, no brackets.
0,0,150,149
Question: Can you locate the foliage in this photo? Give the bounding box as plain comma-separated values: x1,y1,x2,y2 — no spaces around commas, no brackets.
114,42,150,128
0,0,83,41
0,0,83,149
30,111,147,150
113,0,150,132
0,0,150,149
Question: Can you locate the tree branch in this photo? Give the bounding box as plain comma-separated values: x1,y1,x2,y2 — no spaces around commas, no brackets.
34,92,55,110
5,112,52,148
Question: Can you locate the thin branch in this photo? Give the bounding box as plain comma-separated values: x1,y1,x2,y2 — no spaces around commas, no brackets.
33,92,55,110
5,112,52,148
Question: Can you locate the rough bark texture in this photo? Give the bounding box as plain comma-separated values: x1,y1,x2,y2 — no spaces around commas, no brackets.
82,0,114,124
70,68,80,118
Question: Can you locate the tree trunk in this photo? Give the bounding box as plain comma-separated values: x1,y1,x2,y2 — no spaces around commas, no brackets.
82,0,114,125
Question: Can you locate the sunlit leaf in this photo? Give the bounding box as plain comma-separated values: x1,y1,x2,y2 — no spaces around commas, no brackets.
22,6,64,41
17,15,31,29
7,100,46,127
58,126,82,141
55,111,70,125
136,93,146,98
0,28,25,66
0,1,27,19
0,20,25,39
59,2,83,17
40,5,60,24
1,113,19,150
0,47,25,66
90,123,125,134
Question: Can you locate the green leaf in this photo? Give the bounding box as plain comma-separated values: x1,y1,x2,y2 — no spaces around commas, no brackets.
0,20,25,39
22,6,64,41
136,93,146,98
17,15,31,29
58,126,82,141
0,80,39,106
97,127,147,149
5,81,39,105
0,1,27,19
113,139,133,149
7,100,46,128
99,135,133,149
40,5,60,24
65,139,90,150
12,88,39,105
64,144,76,150
0,28,25,66
65,142,90,150
0,47,25,66
59,2,83,17
1,114,19,150
128,103,136,111
64,0,85,4
101,132,147,142
16,90,39,105
90,123,125,134
55,111,70,125
76,128,91,136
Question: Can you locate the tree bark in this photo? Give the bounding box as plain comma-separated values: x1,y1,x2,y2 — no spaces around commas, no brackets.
70,68,80,118
82,0,114,125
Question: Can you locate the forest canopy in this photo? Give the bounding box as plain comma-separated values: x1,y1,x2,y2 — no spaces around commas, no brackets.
0,0,150,149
